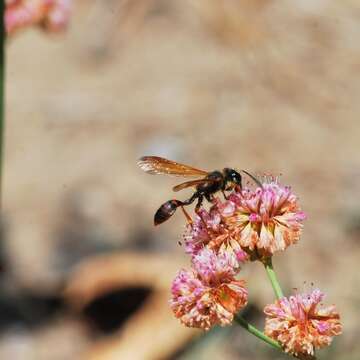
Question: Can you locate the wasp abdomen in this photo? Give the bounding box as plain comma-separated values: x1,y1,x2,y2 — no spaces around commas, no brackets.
154,200,183,226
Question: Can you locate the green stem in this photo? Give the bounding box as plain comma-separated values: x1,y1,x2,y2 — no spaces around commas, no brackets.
263,257,284,299
234,315,316,359
234,314,282,351
0,0,5,206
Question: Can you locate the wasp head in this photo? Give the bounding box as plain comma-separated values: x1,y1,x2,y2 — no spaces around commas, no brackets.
223,168,242,188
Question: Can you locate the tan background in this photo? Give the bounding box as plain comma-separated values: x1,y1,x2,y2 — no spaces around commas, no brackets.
1,0,359,359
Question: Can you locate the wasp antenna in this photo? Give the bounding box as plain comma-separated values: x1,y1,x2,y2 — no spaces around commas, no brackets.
241,170,263,189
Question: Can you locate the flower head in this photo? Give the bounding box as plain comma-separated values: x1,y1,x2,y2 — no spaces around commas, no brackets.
264,289,342,356
184,178,305,260
170,248,248,330
183,206,249,262
41,0,71,31
5,0,72,34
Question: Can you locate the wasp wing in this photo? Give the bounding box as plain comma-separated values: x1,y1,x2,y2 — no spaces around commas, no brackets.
137,156,208,177
172,178,216,192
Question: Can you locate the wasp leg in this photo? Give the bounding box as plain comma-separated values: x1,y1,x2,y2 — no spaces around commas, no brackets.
182,191,198,205
175,192,200,225
204,193,216,203
194,194,212,236
221,190,228,200
195,194,204,213
180,205,193,225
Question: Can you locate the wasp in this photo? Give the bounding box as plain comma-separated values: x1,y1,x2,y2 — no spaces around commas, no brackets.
137,156,261,226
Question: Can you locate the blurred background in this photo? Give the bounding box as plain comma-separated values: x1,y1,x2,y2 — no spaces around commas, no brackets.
2,0,360,359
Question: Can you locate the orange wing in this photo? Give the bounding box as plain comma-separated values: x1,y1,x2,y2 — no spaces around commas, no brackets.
172,178,215,192
137,156,208,177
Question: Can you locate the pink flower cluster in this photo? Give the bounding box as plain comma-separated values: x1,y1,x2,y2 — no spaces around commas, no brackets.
183,206,249,262
171,248,248,330
264,289,342,356
169,176,342,356
5,0,72,34
184,180,306,260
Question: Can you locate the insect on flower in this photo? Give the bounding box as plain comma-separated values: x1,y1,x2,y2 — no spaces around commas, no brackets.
137,156,261,226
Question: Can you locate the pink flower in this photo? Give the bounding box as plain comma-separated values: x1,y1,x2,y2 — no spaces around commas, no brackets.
184,179,305,260
170,248,248,330
183,206,249,263
225,181,306,257
41,0,71,31
264,289,342,356
5,0,71,34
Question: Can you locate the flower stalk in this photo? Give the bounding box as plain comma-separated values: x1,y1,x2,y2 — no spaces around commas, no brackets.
0,0,5,206
234,314,282,351
263,257,284,299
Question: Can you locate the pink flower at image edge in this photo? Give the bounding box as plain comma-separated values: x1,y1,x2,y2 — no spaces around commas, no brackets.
5,0,72,34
